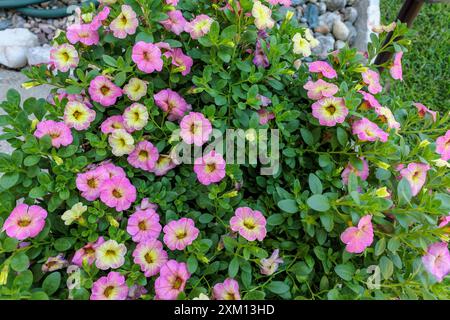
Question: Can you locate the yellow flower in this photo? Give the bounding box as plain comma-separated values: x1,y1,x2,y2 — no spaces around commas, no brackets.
61,202,87,225
108,129,135,156
304,29,319,48
123,78,148,101
375,187,390,198
193,293,210,300
292,33,311,57
252,1,275,30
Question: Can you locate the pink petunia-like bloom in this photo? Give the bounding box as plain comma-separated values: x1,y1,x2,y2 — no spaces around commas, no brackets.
303,79,339,100
361,69,382,94
89,6,110,30
133,239,168,277
309,61,337,79
160,10,187,35
101,115,126,134
257,109,275,125
154,260,190,300
132,41,164,74
127,141,159,171
48,90,92,108
72,236,105,267
253,38,270,68
99,162,126,179
389,51,403,81
400,162,431,196
63,101,96,131
260,249,284,276
230,207,267,242
414,102,437,122
136,198,158,211
185,14,213,39
358,90,381,109
341,158,370,185
34,120,73,148
76,167,109,201
95,239,127,270
123,78,148,101
436,130,450,161
66,23,99,46
179,112,212,147
90,271,129,300
374,106,400,130
213,278,241,300
127,208,162,242
439,215,450,228
50,44,79,72
88,76,122,107
193,150,226,185
110,5,138,39
123,103,149,132
151,155,177,176
352,118,389,143
164,48,194,76
2,204,47,241
422,242,450,282
311,96,348,127
163,218,199,251
153,89,192,121
100,176,137,211
165,0,178,5
340,215,374,254
267,0,292,6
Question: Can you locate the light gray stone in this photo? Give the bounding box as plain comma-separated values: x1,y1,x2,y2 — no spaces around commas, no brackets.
345,21,357,44
335,40,346,50
333,19,350,41
343,7,358,23
27,45,52,66
318,12,340,30
312,35,335,58
326,0,346,11
354,0,380,51
0,28,39,69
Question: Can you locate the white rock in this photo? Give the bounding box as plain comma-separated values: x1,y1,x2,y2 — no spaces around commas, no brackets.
318,12,340,30
333,19,350,41
335,40,346,50
27,45,52,66
0,28,39,69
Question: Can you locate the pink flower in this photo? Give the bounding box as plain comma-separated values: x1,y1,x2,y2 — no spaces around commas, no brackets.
99,162,126,179
303,79,339,100
101,115,126,134
309,61,337,79
136,198,158,211
66,23,99,46
34,120,73,148
89,6,110,30
352,118,389,142
2,204,47,241
127,141,159,171
213,278,241,300
414,102,437,122
90,271,129,300
361,69,382,94
436,130,450,161
72,236,105,266
400,162,430,196
154,89,191,121
100,176,137,211
341,158,370,185
95,240,127,270
127,208,162,242
164,48,193,76
132,41,163,74
230,207,267,241
179,112,212,146
155,260,190,300
253,38,269,68
160,10,187,35
110,5,138,39
267,0,291,6
257,109,275,125
439,215,450,228
374,106,401,130
76,167,109,201
50,44,79,72
340,215,374,254
185,14,213,39
422,242,450,282
311,96,348,127
358,90,381,109
123,103,149,132
133,239,168,277
165,0,178,5
193,150,226,185
151,155,177,176
63,101,96,131
49,90,92,108
389,51,403,81
260,249,284,275
88,76,122,107
257,94,272,107
163,218,199,251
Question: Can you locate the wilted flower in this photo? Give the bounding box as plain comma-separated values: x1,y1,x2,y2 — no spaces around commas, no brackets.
414,102,437,122
341,158,370,185
42,254,69,273
260,249,284,275
389,51,403,81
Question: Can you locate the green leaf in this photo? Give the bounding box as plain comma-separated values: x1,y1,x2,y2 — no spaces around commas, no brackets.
10,252,30,272
397,178,412,205
334,263,355,281
336,127,348,146
24,155,40,166
42,272,61,295
54,237,74,251
307,194,330,212
267,214,285,226
187,255,198,274
30,291,49,300
300,128,314,146
2,237,18,252
379,256,394,280
199,213,214,224
228,256,240,278
266,281,290,295
244,290,266,300
0,172,19,189
375,238,386,256
13,270,33,290
308,173,323,194
277,199,298,213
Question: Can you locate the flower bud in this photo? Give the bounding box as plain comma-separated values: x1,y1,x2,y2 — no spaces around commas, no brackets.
419,140,430,148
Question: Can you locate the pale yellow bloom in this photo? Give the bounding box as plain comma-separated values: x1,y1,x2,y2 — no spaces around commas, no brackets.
292,33,311,57
252,1,275,30
62,202,87,225
108,129,135,156
193,293,210,300
304,29,319,48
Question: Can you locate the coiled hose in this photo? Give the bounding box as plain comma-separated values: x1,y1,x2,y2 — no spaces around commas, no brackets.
0,0,97,19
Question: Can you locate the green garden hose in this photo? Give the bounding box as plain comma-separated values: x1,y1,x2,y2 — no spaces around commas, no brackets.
0,0,98,19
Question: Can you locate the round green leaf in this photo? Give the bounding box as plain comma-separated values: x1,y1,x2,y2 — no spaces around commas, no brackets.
307,194,330,212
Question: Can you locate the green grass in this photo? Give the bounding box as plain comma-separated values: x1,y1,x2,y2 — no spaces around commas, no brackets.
380,1,450,113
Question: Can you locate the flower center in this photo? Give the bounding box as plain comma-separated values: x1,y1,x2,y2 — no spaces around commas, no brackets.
18,218,31,227
205,163,216,173
61,51,70,62
112,188,123,198
172,276,183,290
138,220,147,231
325,103,336,115
176,229,187,240
72,110,82,120
105,249,117,257
49,132,61,139
243,218,256,230
100,86,110,95
144,251,155,264
133,111,141,121
225,291,237,300
103,286,115,298
84,247,95,255
87,178,98,189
